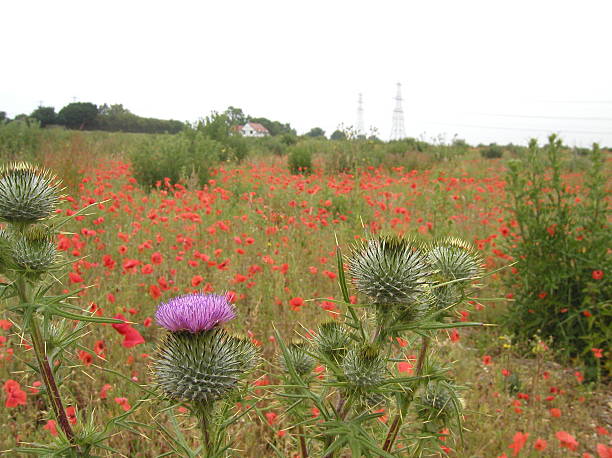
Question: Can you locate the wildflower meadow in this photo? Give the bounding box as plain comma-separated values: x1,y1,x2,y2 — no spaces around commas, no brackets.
0,127,609,457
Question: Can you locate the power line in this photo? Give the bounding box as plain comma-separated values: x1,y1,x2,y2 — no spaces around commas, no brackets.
417,120,612,136
466,113,612,122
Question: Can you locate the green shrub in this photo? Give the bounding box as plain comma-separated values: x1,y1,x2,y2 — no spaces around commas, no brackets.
287,144,313,175
0,120,42,160
481,144,503,158
131,131,220,189
503,135,610,378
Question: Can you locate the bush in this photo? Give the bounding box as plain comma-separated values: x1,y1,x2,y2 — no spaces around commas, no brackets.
503,135,610,378
287,144,313,175
481,144,504,158
0,120,42,160
131,131,221,189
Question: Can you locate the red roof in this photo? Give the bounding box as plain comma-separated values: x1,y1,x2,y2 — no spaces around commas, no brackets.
246,122,269,133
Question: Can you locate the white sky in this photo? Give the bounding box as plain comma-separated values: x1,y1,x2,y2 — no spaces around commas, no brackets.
2,0,611,146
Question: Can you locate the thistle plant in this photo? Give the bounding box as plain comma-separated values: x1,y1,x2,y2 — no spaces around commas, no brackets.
273,234,487,457
152,293,259,457
0,162,129,455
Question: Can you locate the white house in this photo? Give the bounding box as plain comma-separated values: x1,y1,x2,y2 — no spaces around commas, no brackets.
238,122,270,137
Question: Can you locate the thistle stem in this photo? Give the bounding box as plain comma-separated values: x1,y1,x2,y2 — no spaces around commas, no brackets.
199,413,213,457
382,336,430,453
297,425,308,458
16,278,76,445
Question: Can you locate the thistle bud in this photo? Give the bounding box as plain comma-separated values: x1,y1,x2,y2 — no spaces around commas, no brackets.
348,235,431,306
154,328,258,405
11,225,57,273
279,342,315,376
415,382,459,425
342,344,386,390
313,321,351,365
427,237,483,285
0,163,61,224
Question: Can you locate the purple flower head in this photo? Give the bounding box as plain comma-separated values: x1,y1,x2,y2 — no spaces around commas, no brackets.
155,293,236,333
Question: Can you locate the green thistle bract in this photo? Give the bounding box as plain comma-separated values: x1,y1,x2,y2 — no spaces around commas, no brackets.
313,321,351,365
279,342,316,376
342,344,386,390
154,328,258,405
415,382,459,424
11,225,57,273
348,235,431,306
0,163,62,224
427,237,483,284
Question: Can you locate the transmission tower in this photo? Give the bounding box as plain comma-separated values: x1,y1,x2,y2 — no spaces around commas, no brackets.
390,83,406,140
356,93,365,136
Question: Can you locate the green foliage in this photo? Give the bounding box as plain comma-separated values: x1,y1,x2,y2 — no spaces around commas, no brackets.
57,102,98,130
503,135,611,376
131,130,222,189
30,106,57,127
480,143,503,158
248,116,296,136
287,144,313,175
96,104,184,134
305,127,326,138
272,235,487,456
0,120,42,159
0,162,126,454
330,129,347,141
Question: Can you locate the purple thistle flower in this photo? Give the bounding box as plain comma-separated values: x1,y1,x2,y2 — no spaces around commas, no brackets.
155,293,236,333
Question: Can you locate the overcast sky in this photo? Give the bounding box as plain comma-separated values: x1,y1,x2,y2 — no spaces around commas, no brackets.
2,0,611,146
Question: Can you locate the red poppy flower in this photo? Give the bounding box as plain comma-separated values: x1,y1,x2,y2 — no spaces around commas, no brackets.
66,406,77,425
533,438,547,451
111,314,145,348
78,350,93,366
114,397,131,411
592,348,603,358
100,383,112,400
265,411,278,426
592,270,604,280
289,297,304,310
43,419,58,436
555,431,578,451
508,432,529,456
3,379,27,408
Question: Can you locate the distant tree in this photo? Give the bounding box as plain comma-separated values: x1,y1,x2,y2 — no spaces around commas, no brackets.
305,127,325,138
30,106,57,127
330,129,347,140
0,111,7,123
196,112,231,142
96,103,184,134
58,102,98,130
224,106,248,126
249,117,296,136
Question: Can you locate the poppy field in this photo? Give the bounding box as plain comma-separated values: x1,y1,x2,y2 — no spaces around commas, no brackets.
0,133,610,457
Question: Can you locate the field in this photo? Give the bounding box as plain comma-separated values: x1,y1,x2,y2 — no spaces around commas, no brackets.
0,130,610,457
